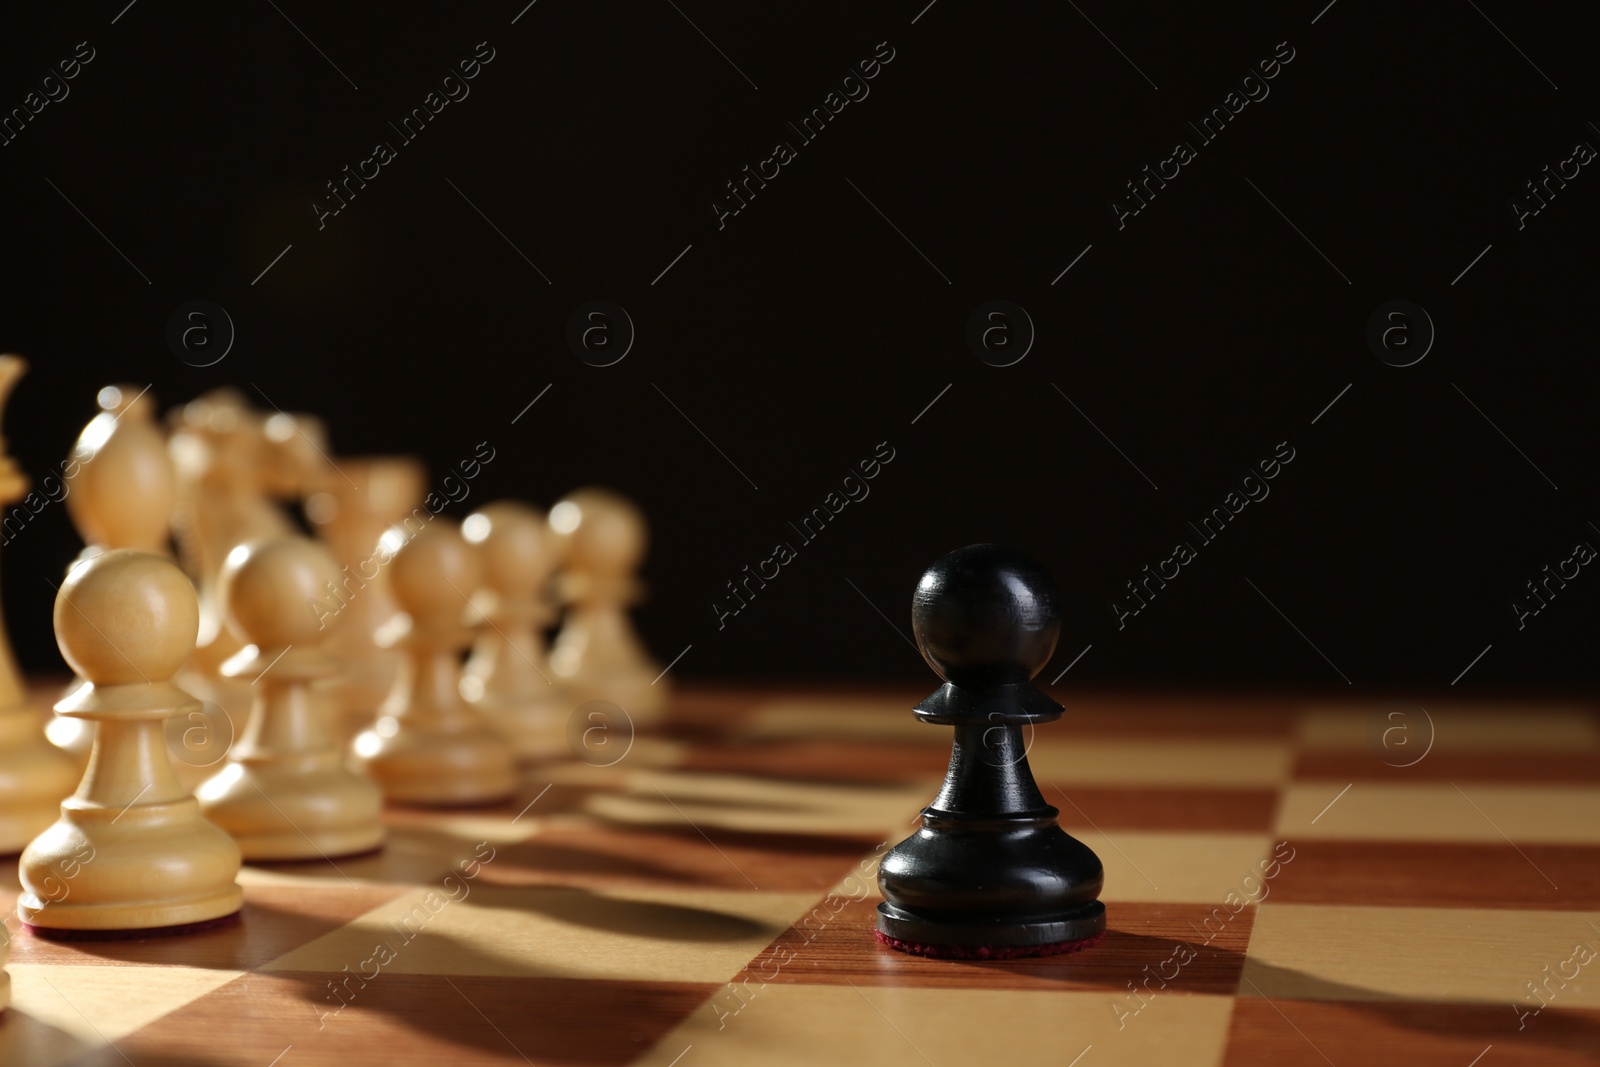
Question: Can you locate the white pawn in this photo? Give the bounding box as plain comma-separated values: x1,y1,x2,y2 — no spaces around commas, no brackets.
50,383,179,766
19,550,242,934
548,489,666,721
197,538,385,860
461,502,567,759
352,519,515,804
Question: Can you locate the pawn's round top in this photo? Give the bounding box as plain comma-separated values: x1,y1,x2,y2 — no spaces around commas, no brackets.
912,544,1061,689
55,549,199,685
383,518,482,622
220,536,342,648
463,501,558,595
548,488,645,574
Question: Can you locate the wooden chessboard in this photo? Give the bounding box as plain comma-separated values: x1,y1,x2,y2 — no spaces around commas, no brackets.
2,686,1597,1067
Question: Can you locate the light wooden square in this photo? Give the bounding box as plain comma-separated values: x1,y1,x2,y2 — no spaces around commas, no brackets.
1297,703,1600,751
1277,783,1600,843
632,982,1237,1067
1242,903,1600,1007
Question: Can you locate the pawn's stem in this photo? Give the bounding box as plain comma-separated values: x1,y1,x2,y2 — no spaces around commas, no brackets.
77,718,187,808
401,647,469,719
929,721,1054,818
234,675,330,761
472,622,548,688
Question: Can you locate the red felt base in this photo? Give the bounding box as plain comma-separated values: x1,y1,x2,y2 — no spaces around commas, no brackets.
874,928,1105,960
25,911,242,942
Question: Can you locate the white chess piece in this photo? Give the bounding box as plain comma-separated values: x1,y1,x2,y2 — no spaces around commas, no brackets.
18,550,243,933
461,501,568,758
352,519,516,804
548,489,666,722
196,537,385,859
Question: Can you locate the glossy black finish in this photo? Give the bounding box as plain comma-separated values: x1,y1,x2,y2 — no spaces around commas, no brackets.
878,545,1106,951
913,544,1061,689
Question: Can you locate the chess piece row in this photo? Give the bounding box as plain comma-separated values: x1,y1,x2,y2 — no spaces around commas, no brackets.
11,507,666,937
0,365,669,949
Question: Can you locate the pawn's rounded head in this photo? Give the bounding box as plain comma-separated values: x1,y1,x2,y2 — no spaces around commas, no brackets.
55,548,199,685
220,536,342,648
381,518,482,621
911,544,1061,689
463,501,557,595
548,488,645,573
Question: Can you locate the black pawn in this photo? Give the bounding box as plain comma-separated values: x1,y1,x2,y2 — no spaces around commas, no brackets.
876,544,1106,958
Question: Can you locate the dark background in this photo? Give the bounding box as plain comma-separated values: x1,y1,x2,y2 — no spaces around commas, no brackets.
0,1,1595,693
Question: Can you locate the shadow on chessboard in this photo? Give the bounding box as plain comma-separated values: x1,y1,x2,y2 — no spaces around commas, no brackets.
985,928,1600,1060
1,922,714,1066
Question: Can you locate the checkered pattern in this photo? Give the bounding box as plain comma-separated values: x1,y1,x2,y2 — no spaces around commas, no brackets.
2,689,1596,1066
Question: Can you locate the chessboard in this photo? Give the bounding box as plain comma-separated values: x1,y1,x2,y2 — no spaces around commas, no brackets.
1,685,1596,1067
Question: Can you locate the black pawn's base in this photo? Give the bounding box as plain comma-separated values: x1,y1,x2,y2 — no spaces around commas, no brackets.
874,926,1105,961
875,899,1105,959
